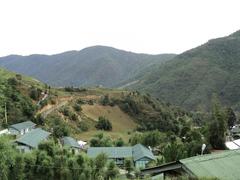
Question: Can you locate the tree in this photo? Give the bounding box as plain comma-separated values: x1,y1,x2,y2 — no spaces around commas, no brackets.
225,107,236,129
100,95,110,106
114,138,124,147
93,153,108,179
73,104,82,112
90,133,113,147
162,142,187,163
0,137,16,180
208,97,227,149
12,154,25,180
35,114,45,125
124,159,134,175
106,161,119,180
95,116,112,131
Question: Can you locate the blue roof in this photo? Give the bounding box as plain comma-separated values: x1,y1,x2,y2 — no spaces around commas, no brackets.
10,121,36,132
87,144,155,161
62,136,81,149
16,128,50,148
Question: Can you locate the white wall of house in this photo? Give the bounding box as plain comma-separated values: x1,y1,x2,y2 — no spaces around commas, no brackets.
0,129,9,136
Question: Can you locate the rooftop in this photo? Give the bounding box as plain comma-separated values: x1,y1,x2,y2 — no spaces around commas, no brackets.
10,121,36,131
180,149,240,179
142,150,240,179
16,128,50,148
62,136,81,149
87,144,155,161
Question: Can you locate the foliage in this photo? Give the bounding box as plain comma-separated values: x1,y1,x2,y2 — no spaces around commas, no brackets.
46,115,70,138
95,116,112,131
130,31,240,111
0,75,36,126
0,137,121,180
208,97,227,149
124,159,134,175
129,131,166,147
225,107,237,128
90,133,113,147
0,46,175,87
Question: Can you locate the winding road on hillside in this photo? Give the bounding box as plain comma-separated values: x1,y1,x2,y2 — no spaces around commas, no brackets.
38,96,73,118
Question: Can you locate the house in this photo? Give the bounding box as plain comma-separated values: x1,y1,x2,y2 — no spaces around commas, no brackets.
9,121,36,135
61,136,82,154
141,149,240,180
87,144,155,168
15,128,51,152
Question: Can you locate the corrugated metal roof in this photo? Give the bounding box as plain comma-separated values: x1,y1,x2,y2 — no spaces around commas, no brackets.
133,144,155,161
88,146,132,159
87,144,155,161
10,121,36,131
16,128,50,148
180,150,240,180
62,136,81,149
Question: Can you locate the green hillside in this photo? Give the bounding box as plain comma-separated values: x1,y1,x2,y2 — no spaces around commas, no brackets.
129,30,240,111
0,46,175,87
0,68,44,127
0,68,193,140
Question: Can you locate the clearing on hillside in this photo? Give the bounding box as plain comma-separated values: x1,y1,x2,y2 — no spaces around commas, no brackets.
81,104,137,132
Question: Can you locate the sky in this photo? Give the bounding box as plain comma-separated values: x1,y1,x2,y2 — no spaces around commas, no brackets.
0,0,240,56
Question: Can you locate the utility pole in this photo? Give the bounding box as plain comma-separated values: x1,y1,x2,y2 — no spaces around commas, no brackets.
4,102,7,125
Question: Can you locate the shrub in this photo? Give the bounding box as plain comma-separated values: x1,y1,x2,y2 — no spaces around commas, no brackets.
74,104,82,112
95,116,112,131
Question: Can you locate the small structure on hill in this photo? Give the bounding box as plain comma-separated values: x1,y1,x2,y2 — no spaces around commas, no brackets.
78,140,87,149
141,149,240,179
61,136,82,154
15,128,51,152
9,121,36,135
87,144,155,168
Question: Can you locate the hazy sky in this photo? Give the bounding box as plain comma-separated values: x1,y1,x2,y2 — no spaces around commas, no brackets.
0,0,240,56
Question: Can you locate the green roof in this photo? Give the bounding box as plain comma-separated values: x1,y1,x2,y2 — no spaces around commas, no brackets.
133,144,155,161
88,147,132,159
87,144,155,161
62,136,81,149
180,149,240,180
16,128,50,148
10,121,36,131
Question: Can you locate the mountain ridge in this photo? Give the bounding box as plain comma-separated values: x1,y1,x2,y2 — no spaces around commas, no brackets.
128,30,240,111
0,45,176,88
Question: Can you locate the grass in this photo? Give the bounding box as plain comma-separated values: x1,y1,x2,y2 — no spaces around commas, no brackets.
81,104,137,131
79,104,137,142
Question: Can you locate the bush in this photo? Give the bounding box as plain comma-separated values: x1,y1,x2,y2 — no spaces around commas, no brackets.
100,95,110,106
78,121,89,132
74,104,82,112
95,116,112,131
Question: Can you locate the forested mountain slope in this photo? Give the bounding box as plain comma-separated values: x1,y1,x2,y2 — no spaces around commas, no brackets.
129,30,240,111
0,46,175,87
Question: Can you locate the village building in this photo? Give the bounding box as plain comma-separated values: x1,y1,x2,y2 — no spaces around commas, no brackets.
87,144,155,168
15,128,51,153
141,149,240,180
9,121,36,135
61,136,82,154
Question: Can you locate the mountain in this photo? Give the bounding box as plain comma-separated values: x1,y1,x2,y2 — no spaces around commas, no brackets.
128,30,240,111
0,46,175,87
